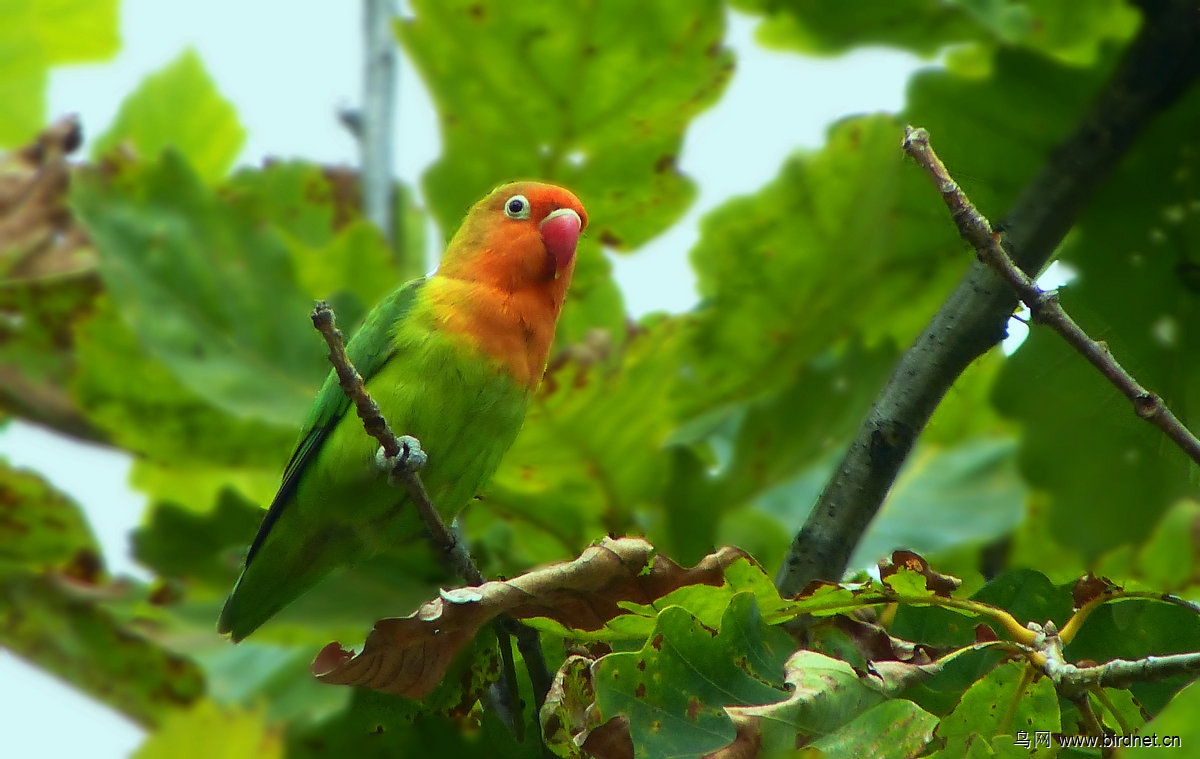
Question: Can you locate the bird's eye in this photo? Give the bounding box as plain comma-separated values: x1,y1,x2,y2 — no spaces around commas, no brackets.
504,194,530,220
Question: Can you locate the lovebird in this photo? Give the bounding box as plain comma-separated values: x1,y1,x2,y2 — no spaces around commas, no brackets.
218,182,587,641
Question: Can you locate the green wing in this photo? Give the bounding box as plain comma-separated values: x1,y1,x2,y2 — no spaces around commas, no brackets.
242,278,427,566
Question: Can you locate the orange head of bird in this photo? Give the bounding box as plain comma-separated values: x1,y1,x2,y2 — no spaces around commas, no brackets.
438,181,588,294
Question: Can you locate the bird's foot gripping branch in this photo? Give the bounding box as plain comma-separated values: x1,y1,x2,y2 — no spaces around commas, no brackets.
374,436,429,480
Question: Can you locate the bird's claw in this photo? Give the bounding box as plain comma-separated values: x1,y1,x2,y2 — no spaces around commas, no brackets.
375,435,428,480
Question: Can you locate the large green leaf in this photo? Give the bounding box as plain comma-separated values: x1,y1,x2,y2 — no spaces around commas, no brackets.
70,295,296,470
222,161,425,305
0,464,204,727
662,340,897,568
593,593,792,758
92,50,245,184
0,0,119,147
70,152,330,427
475,323,683,570
807,699,937,759
400,0,732,251
935,660,1059,756
1125,678,1200,756
685,113,964,410
131,488,263,588
0,461,98,575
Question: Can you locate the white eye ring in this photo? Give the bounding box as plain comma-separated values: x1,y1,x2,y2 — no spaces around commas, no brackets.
504,194,531,220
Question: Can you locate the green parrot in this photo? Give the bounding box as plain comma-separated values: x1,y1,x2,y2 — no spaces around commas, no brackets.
218,182,587,641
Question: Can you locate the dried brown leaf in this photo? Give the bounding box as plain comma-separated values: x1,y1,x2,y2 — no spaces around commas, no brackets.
314,537,747,697
0,116,95,280
1071,572,1119,608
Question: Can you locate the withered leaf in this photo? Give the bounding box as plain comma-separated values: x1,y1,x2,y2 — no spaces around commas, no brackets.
314,537,747,697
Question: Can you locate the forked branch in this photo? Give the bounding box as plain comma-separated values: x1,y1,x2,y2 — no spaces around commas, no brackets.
902,127,1200,466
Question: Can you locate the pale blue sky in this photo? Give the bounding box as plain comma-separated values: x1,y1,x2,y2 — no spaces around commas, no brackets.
1,2,924,755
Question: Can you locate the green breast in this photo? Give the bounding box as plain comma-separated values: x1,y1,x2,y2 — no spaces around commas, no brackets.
305,308,530,550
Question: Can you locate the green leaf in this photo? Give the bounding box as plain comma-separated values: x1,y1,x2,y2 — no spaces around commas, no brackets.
0,461,98,575
0,465,205,726
593,593,792,758
905,48,1104,221
132,488,262,588
197,643,350,726
0,0,119,147
92,50,246,184
70,295,296,470
889,605,984,650
0,573,205,727
728,0,984,58
970,569,1073,630
938,660,1059,751
729,0,1136,66
476,324,682,569
132,700,283,759
400,0,732,252
661,339,897,568
0,273,99,435
685,114,964,410
70,152,329,427
289,689,540,759
604,557,796,641
1134,500,1200,591
1121,678,1197,756
807,699,937,759
848,437,1025,568
721,340,899,507
728,649,896,748
222,161,425,305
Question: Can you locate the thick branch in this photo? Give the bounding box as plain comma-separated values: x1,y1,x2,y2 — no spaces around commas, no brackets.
903,126,1200,465
776,0,1200,596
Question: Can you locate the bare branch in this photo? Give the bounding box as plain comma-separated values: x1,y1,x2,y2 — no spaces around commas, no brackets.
360,0,397,246
776,0,1200,596
1059,652,1200,693
902,126,1200,466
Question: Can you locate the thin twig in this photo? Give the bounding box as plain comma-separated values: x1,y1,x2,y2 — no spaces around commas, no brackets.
309,302,553,726
903,127,1200,466
311,302,402,458
774,0,1200,596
